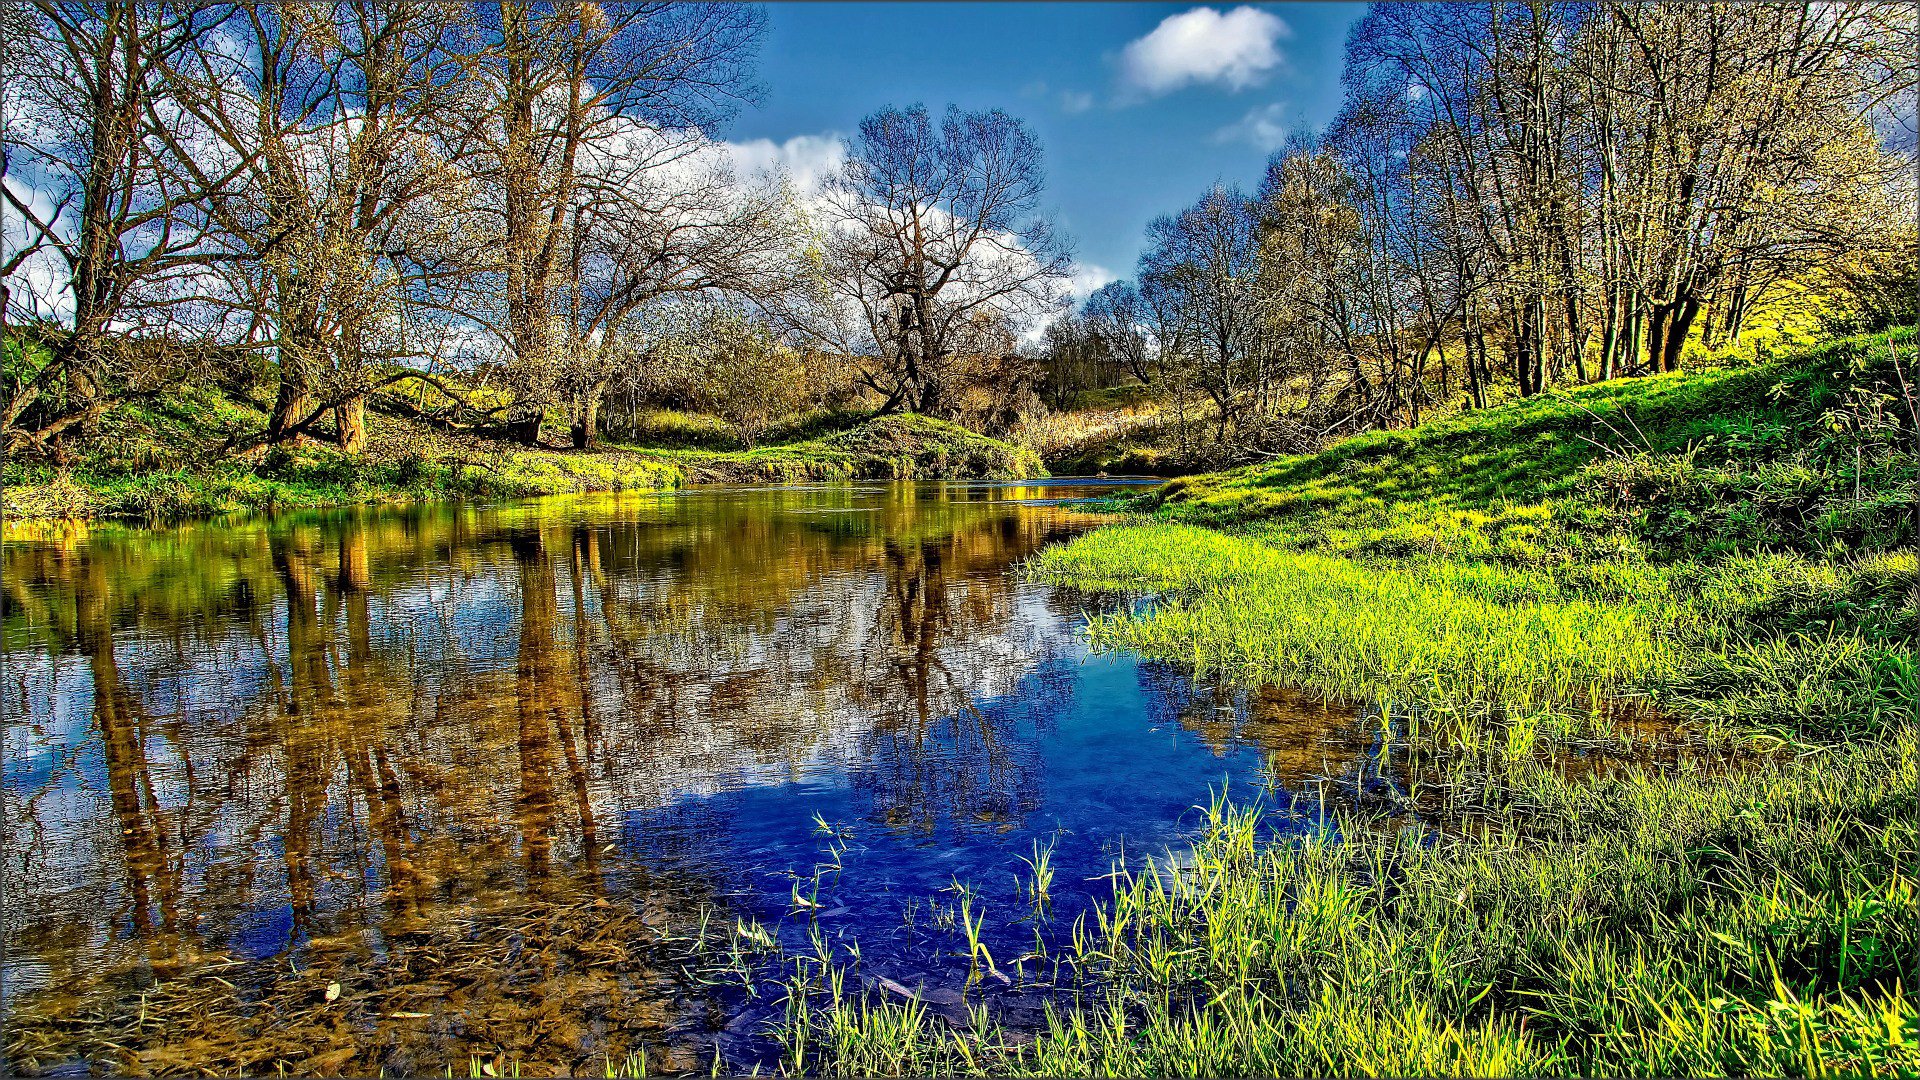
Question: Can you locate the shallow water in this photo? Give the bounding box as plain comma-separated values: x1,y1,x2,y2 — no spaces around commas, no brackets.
1,481,1392,1075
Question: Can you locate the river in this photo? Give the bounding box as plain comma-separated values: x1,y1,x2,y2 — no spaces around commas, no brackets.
1,481,1392,1075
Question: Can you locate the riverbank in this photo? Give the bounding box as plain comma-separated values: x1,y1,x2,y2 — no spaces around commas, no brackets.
773,328,1920,1075
2,411,1044,521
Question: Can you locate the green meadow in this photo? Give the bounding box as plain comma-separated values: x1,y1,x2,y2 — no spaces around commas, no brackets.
771,328,1920,1076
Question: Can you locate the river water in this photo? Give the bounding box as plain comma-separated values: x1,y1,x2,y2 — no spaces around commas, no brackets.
1,482,1393,1075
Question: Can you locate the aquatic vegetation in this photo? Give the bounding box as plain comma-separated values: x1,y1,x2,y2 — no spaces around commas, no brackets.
1032,525,1671,723
1018,838,1057,914
776,747,1920,1076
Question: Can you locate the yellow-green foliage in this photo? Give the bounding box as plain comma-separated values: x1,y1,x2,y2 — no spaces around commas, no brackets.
1139,327,1917,561
1030,523,1669,719
660,413,1044,484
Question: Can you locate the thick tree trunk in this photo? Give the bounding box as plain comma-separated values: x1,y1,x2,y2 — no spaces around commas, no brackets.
1662,296,1701,374
267,377,312,444
569,388,600,450
335,397,366,454
1645,304,1671,376
505,409,543,446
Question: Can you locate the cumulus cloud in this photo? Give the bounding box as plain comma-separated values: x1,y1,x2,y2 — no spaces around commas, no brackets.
1212,101,1292,153
1119,6,1290,99
1067,262,1117,302
721,132,847,198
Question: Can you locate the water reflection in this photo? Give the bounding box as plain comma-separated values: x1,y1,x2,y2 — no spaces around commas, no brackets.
2,482,1384,1075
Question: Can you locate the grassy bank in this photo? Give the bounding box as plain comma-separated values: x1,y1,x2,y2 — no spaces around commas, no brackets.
3,407,1043,522
656,413,1044,485
770,328,1920,1076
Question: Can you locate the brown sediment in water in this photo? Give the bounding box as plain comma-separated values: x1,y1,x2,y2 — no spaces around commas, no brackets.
1,488,1120,1076
3,885,715,1077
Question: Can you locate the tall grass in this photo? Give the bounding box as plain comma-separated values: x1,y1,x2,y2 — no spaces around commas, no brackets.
1029,524,1670,723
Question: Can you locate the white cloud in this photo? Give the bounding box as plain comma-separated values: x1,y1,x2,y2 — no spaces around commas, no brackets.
721,133,847,199
1212,101,1292,153
1119,6,1290,99
1068,262,1117,302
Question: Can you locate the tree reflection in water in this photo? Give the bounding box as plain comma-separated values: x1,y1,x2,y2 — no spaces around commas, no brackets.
1,482,1382,1075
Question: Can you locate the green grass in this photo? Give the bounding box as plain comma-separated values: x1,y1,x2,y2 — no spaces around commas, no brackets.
763,328,1920,1077
4,401,1043,521
1025,329,1917,744
653,413,1044,484
2,438,689,520
1133,327,1918,562
780,759,1919,1076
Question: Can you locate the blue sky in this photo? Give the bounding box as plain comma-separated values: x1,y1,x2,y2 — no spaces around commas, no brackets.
725,2,1369,292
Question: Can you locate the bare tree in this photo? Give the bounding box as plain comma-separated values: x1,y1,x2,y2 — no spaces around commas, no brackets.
2,0,235,454
1139,185,1264,439
809,103,1071,416
1082,280,1158,387
465,0,765,446
158,0,479,451
552,135,805,448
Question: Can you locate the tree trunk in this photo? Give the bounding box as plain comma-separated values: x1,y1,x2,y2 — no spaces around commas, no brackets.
267,377,312,444
1645,304,1670,376
1466,323,1486,411
1623,295,1642,377
569,387,601,450
506,409,543,446
1599,292,1618,382
335,397,366,454
1662,296,1701,374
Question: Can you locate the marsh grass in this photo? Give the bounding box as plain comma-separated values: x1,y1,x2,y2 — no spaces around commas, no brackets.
1031,525,1671,725
777,749,1919,1076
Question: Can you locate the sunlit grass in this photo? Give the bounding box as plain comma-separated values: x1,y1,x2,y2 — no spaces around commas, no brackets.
778,748,1920,1076
766,328,1920,1077
1030,524,1671,725
3,411,1043,520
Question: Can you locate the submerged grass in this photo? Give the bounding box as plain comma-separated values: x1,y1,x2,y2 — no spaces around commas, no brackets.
767,329,1920,1077
783,757,1919,1076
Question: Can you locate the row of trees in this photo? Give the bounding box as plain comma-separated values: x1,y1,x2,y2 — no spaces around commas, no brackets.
2,1,1072,456
1048,1,1916,449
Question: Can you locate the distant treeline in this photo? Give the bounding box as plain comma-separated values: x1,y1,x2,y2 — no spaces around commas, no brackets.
1039,2,1917,452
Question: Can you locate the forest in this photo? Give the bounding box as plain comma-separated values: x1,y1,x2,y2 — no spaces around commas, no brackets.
4,0,1911,515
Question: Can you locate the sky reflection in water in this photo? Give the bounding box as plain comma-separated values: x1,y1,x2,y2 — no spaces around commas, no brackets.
1,481,1392,1074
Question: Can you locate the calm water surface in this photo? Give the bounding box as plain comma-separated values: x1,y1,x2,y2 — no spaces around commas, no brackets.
1,481,1392,1075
